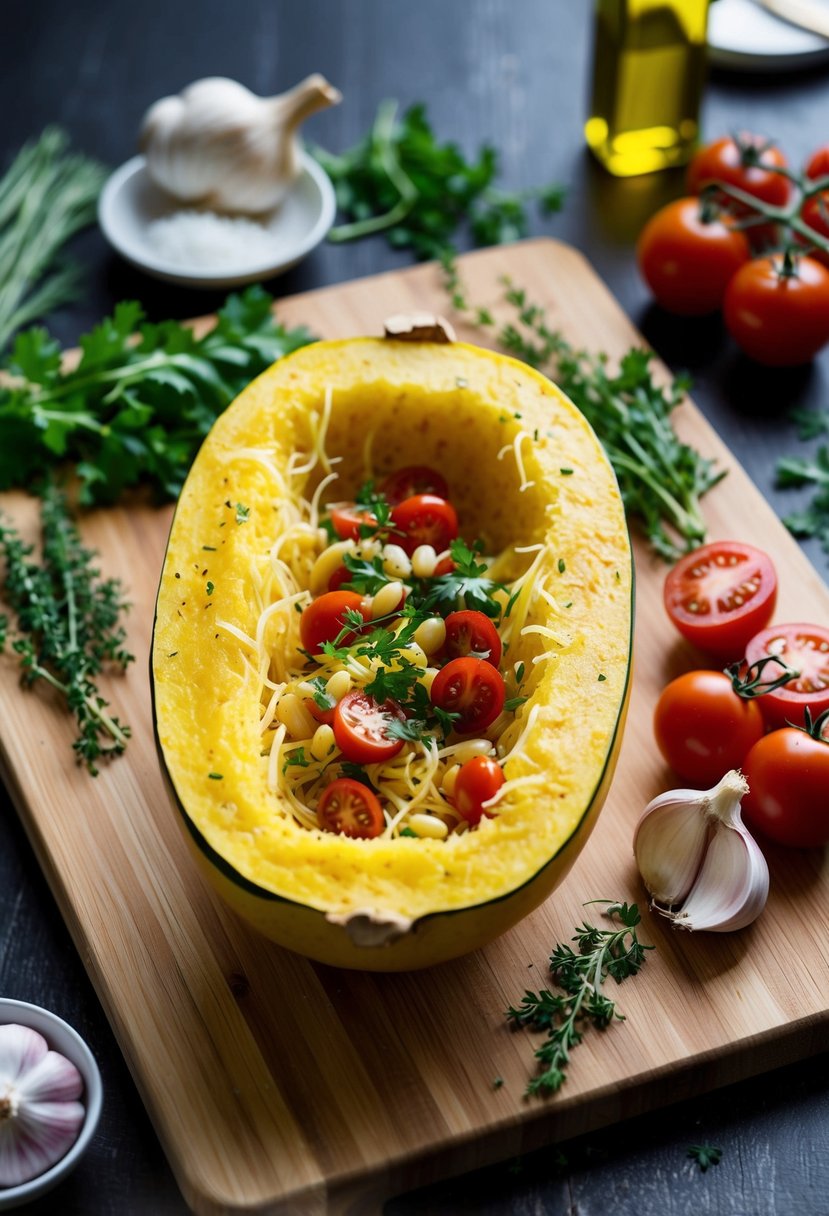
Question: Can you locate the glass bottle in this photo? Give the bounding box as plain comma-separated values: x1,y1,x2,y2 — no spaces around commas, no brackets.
585,0,710,177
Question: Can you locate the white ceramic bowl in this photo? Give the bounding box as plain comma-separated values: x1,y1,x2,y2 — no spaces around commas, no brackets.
0,999,103,1211
98,151,337,288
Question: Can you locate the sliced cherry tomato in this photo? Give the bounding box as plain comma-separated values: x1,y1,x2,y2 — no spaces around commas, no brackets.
653,670,765,787
379,465,449,505
317,777,385,839
452,756,505,826
663,541,777,660
742,723,829,848
442,610,503,667
687,135,791,208
330,506,378,542
434,556,457,576
723,254,829,366
390,494,459,556
637,198,750,316
300,591,367,655
744,623,829,730
430,657,505,734
333,690,405,764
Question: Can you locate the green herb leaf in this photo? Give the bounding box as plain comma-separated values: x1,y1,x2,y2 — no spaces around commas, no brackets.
687,1145,723,1172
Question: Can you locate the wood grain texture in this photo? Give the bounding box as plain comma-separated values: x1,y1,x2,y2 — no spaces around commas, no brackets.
1,240,828,1216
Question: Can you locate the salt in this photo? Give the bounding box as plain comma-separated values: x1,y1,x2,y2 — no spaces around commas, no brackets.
146,210,277,269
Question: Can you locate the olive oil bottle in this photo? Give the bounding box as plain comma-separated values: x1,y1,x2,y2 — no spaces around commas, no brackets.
585,0,709,176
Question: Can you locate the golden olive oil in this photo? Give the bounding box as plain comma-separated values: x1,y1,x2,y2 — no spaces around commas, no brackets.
586,0,709,176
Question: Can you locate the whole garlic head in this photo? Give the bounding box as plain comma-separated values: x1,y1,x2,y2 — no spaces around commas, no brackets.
0,1023,85,1187
140,74,341,215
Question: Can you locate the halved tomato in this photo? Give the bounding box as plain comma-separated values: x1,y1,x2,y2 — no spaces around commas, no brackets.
664,541,777,660
430,657,505,734
333,691,405,764
380,465,449,504
390,494,459,556
745,623,829,729
300,591,367,654
317,778,385,838
443,610,502,667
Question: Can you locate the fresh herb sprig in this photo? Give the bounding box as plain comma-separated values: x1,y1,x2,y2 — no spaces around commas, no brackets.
0,128,107,354
0,484,132,773
777,443,829,556
687,1144,723,1172
0,286,315,505
311,100,564,260
442,259,724,560
420,537,505,618
507,901,652,1096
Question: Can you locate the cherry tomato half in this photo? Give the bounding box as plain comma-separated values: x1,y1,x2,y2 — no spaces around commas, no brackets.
330,506,378,542
637,198,750,316
317,777,385,839
332,690,405,764
653,670,765,787
390,494,459,557
723,254,829,366
745,623,829,730
663,541,777,661
442,610,503,667
430,657,505,734
452,756,505,826
687,135,791,208
379,465,449,505
742,726,829,848
300,591,367,655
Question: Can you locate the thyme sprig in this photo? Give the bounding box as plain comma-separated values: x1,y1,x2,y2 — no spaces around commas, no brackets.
0,484,132,773
507,901,652,1096
442,257,724,560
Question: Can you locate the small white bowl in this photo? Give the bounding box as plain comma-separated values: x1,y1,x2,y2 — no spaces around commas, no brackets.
0,999,103,1211
98,151,337,288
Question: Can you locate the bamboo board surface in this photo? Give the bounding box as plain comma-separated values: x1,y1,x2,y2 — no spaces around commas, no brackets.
1,240,828,1216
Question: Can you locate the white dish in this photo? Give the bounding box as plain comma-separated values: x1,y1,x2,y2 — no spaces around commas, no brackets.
98,151,337,288
0,998,103,1211
708,0,829,71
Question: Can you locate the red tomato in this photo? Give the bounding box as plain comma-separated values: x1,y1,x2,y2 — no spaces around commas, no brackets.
687,135,791,208
430,657,505,734
332,690,405,764
742,725,829,848
305,697,335,726
744,624,829,730
802,145,829,269
653,671,765,786
637,198,750,316
434,556,457,576
330,506,378,541
379,465,449,504
452,756,505,826
442,610,503,667
317,778,385,839
328,565,352,592
723,254,829,366
300,591,367,654
390,494,459,556
663,541,777,660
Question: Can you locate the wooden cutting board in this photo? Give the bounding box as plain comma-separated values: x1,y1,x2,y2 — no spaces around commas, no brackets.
2,240,828,1216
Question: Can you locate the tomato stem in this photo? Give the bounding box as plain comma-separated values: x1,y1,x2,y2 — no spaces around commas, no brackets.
699,166,829,257
725,654,800,699
795,706,829,741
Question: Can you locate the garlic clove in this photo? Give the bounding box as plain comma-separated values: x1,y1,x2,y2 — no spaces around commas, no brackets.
634,770,769,934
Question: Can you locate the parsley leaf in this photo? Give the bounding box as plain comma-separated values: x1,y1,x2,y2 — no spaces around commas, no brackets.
687,1145,723,1172
422,538,504,618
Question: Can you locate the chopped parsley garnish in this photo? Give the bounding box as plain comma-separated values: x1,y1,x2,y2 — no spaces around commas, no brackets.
208,772,223,780
282,747,311,774
341,551,388,595
235,503,250,524
206,580,215,596
354,480,392,528
557,558,566,573
504,696,528,712
421,537,504,619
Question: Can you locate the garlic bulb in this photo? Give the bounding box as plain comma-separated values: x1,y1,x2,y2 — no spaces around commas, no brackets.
140,74,341,215
0,1023,85,1187
633,770,769,933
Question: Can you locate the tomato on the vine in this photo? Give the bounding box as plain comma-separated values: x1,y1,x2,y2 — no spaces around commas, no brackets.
300,591,367,654
653,670,765,786
317,778,385,839
741,720,829,848
332,690,405,764
687,135,791,208
379,465,448,504
442,610,502,667
663,541,777,660
637,198,750,315
452,756,505,826
390,494,459,556
723,254,829,366
430,657,505,734
744,623,829,730
802,144,829,269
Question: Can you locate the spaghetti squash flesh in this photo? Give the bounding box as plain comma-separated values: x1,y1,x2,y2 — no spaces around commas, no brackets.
153,340,631,924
